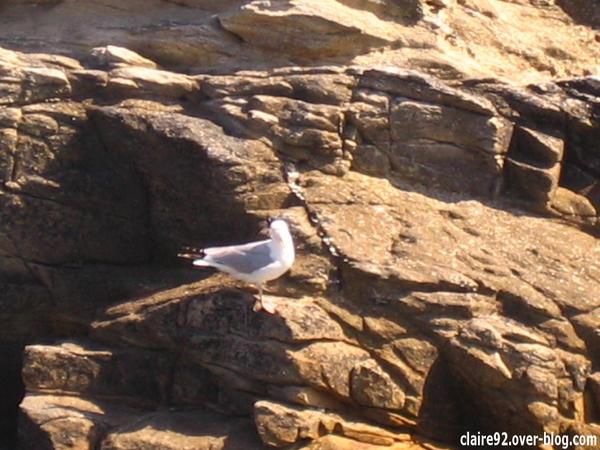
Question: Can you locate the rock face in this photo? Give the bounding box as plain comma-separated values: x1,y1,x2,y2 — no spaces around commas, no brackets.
1,0,599,82
0,1,600,450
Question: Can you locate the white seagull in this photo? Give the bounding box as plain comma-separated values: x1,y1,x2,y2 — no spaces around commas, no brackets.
179,219,295,313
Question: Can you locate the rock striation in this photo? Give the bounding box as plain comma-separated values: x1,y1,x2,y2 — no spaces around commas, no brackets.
0,1,599,449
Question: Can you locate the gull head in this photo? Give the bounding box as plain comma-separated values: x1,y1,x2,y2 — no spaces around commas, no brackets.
269,219,291,242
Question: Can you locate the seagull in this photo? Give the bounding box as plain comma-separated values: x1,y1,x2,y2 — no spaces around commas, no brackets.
178,219,295,313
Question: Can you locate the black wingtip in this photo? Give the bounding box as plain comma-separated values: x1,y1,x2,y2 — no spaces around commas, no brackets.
177,246,205,260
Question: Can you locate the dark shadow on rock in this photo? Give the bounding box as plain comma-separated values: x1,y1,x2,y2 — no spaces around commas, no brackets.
583,377,600,424
0,342,24,450
16,412,54,450
86,105,282,258
1,96,287,346
417,356,468,444
556,0,600,29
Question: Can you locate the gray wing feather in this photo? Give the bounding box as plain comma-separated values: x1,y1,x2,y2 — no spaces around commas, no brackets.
204,239,273,274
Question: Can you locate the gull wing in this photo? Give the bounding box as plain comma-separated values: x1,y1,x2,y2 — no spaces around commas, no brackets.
201,239,274,275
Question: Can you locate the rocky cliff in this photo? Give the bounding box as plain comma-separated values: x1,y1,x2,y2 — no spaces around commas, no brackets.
1,1,599,449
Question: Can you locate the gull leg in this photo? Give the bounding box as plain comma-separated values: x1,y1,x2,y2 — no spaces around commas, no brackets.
244,297,248,333
253,284,263,312
253,284,276,314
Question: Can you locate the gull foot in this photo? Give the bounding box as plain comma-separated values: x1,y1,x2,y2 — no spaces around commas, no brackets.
262,296,278,314
253,296,277,314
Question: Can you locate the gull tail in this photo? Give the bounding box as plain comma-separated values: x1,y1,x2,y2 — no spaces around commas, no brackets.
192,260,212,267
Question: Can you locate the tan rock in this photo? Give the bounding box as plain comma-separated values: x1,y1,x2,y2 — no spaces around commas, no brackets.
200,68,356,106
107,67,198,99
19,113,59,137
68,69,109,97
1,0,599,81
0,12,599,449
241,94,347,170
219,0,396,59
292,341,371,399
90,46,157,69
0,128,16,182
570,308,600,363
254,401,410,448
24,67,70,100
101,410,263,450
248,95,343,134
360,68,497,116
0,63,71,104
351,359,406,410
267,385,345,411
0,107,22,128
390,99,512,156
549,187,597,218
588,373,600,418
257,299,348,343
392,338,439,376
286,73,356,105
389,139,502,196
19,394,139,450
296,434,452,450
560,422,600,450
445,316,591,434
352,145,391,177
510,125,564,165
537,318,587,353
200,75,295,99
504,157,560,203
347,101,390,151
22,342,171,407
